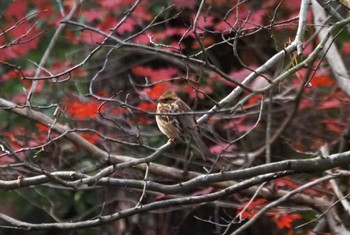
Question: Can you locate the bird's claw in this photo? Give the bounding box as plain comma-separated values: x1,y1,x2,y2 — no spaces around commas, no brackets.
167,138,176,144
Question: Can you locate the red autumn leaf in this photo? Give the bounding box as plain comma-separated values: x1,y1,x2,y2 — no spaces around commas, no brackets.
281,0,301,11
237,199,267,219
243,198,267,208
110,107,127,115
133,31,153,44
81,9,105,22
247,95,262,105
65,31,80,45
7,21,38,44
36,123,49,132
309,76,334,87
131,5,152,21
116,17,138,34
78,15,119,44
31,0,54,20
65,99,103,119
210,144,237,154
132,116,152,125
275,178,299,190
4,0,28,21
48,61,87,78
247,9,265,28
218,67,258,88
317,99,341,110
184,86,213,99
189,14,215,32
275,178,320,196
299,98,314,109
152,67,176,80
79,30,106,44
5,126,48,151
225,117,254,133
239,209,257,219
132,66,178,83
138,102,157,111
2,70,22,81
0,20,41,60
12,93,27,104
5,130,25,152
341,41,350,54
147,84,168,100
2,68,45,92
132,66,154,76
269,213,302,229
322,119,347,134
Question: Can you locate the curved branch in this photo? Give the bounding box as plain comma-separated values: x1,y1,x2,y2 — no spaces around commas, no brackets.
0,171,288,230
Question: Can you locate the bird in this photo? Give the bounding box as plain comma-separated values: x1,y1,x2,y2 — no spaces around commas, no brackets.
156,91,212,160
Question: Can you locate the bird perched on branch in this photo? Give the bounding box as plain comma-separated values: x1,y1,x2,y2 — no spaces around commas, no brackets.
156,91,212,160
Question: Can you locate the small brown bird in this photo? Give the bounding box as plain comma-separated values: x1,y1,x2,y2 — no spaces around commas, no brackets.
156,91,211,159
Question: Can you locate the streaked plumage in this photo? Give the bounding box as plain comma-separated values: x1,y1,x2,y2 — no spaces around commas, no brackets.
156,91,211,159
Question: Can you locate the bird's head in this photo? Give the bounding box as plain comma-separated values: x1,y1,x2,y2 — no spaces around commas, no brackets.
158,91,178,104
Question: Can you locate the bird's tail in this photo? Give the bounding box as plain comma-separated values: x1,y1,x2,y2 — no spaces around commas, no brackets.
190,131,212,160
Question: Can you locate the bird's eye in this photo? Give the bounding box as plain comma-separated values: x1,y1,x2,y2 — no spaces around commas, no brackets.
162,98,172,103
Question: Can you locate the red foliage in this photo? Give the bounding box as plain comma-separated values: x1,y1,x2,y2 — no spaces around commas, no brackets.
64,98,103,119
318,99,341,110
48,61,87,78
0,22,41,60
81,9,104,23
322,119,347,134
2,68,45,93
79,15,119,44
275,178,300,190
0,1,348,232
172,0,197,9
132,66,178,83
4,0,28,21
138,102,157,111
268,213,302,229
209,144,237,154
147,84,168,100
309,76,334,87
184,86,213,99
3,124,51,160
237,198,267,219
80,132,100,144
275,178,319,196
281,0,302,11
225,117,254,133
237,198,301,229
99,0,138,8
298,98,314,109
116,17,138,34
33,1,54,21
341,41,350,54
36,123,49,132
